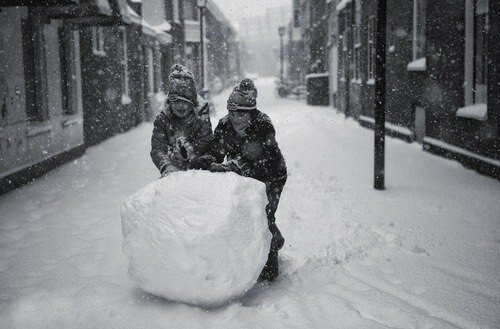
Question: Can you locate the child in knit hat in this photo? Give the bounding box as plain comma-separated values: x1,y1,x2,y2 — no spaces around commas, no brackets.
150,65,214,177
168,64,212,118
210,78,287,282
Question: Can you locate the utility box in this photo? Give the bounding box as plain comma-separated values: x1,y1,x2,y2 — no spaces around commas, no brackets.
306,73,330,106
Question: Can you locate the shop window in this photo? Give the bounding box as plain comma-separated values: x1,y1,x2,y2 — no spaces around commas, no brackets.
121,29,130,101
91,26,105,56
354,46,361,81
146,48,155,94
339,35,345,79
464,0,489,106
367,15,376,81
58,26,79,115
23,12,49,122
354,0,361,47
173,0,180,23
352,0,361,82
412,0,426,60
154,49,163,93
183,0,198,21
293,0,300,27
474,0,488,104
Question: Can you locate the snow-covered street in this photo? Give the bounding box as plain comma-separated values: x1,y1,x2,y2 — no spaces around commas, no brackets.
0,78,499,329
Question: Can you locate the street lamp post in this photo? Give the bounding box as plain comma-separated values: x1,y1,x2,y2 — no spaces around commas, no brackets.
197,0,207,95
374,0,387,190
278,26,286,83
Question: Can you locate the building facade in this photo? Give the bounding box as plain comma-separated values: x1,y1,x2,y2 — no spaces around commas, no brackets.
0,0,133,193
283,0,498,178
334,0,498,177
0,0,240,194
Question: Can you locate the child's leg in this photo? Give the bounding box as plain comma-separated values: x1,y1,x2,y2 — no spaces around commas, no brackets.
258,177,286,282
258,248,279,282
265,178,286,250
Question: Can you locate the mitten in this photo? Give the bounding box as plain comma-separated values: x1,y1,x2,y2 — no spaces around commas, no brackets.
209,163,230,172
189,155,216,170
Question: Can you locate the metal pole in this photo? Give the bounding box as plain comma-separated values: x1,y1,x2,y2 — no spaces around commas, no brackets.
374,0,387,190
199,6,205,93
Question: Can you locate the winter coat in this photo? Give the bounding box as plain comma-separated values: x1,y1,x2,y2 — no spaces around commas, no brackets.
212,110,287,184
151,106,213,173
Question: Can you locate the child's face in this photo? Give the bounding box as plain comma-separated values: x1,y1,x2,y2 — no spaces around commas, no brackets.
171,100,193,118
229,111,252,131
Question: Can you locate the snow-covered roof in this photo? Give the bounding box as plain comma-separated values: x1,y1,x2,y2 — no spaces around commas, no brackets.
125,5,172,44
407,58,427,71
456,103,488,121
154,21,173,33
127,5,141,25
207,0,234,31
336,0,353,11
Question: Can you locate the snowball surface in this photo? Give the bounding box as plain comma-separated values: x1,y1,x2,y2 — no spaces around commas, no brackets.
121,171,271,306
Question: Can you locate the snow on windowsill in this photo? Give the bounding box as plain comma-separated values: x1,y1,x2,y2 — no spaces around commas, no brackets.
121,94,132,105
26,124,53,138
407,57,426,71
366,78,375,85
305,72,329,79
155,21,172,32
456,103,487,121
92,49,106,57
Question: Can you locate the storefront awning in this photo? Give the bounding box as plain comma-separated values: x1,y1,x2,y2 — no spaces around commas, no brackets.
0,0,79,6
46,0,131,26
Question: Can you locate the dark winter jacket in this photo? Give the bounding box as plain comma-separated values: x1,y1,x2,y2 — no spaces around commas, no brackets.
151,106,213,173
212,110,287,184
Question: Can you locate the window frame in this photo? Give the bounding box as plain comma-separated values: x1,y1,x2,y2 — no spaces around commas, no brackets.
367,15,376,81
412,0,426,61
91,26,106,56
121,28,130,99
464,0,489,106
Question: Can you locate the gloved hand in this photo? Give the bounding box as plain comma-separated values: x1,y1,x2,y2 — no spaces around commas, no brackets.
268,222,285,251
160,164,177,178
226,158,250,176
209,163,230,172
189,155,216,170
175,137,194,161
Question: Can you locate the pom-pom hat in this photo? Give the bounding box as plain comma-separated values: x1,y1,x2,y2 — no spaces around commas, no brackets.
227,78,258,111
167,64,197,106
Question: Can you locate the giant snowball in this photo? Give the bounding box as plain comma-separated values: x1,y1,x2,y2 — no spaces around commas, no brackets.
121,170,271,307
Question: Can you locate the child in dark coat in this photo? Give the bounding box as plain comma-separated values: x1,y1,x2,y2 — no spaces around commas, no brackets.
150,65,214,176
211,79,287,282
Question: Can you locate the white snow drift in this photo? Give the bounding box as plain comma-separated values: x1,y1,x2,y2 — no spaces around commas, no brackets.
120,170,271,307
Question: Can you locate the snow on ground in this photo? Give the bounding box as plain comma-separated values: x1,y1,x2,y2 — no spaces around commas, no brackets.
0,78,499,328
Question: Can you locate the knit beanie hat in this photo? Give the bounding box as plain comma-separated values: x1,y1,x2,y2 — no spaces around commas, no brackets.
169,64,195,86
227,78,257,111
167,64,197,106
